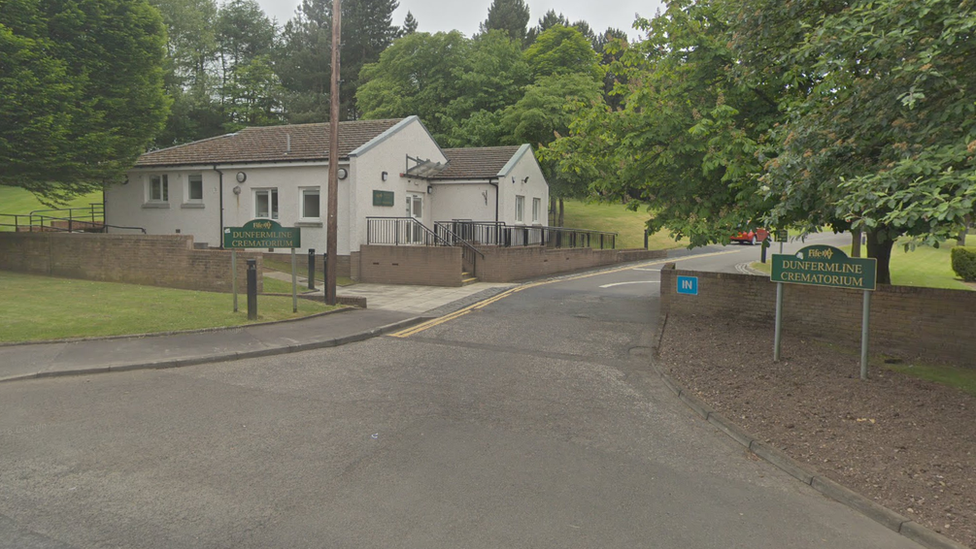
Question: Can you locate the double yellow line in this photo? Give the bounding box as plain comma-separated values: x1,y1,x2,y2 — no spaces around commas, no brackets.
389,249,738,338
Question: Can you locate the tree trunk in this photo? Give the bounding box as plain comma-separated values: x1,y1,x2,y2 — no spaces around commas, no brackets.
558,198,564,227
550,196,557,226
960,231,967,246
851,231,861,258
866,229,894,285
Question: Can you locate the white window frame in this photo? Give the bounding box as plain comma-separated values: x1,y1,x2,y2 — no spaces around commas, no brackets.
254,188,279,220
148,174,169,202
515,195,525,223
185,174,204,203
532,197,541,224
300,187,321,220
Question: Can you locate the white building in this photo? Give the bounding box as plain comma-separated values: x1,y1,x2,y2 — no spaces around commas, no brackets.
106,116,549,262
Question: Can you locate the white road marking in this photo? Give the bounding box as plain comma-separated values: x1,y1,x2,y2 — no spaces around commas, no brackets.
599,281,661,288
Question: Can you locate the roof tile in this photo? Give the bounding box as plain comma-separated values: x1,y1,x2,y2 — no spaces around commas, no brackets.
434,146,523,180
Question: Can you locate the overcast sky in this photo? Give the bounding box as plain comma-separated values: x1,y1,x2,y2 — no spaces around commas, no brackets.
257,0,665,40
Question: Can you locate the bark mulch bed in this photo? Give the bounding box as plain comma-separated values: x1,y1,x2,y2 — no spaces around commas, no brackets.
658,315,976,548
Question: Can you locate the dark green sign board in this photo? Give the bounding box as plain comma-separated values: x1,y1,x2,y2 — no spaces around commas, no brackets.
373,190,395,207
771,245,877,291
774,229,789,243
224,219,301,249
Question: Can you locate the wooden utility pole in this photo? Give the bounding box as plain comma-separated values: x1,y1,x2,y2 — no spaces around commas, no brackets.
325,0,341,305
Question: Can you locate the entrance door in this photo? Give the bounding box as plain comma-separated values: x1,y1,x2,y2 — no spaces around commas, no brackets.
406,193,423,244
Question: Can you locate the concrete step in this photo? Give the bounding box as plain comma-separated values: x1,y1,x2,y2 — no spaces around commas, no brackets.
461,272,478,286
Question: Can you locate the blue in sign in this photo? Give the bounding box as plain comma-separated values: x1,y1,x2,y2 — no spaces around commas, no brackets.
677,276,698,296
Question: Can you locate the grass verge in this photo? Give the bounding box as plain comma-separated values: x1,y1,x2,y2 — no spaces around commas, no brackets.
0,271,334,343
263,256,355,286
560,199,683,250
884,362,976,397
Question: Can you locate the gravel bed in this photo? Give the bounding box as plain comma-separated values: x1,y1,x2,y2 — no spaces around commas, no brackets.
658,315,976,548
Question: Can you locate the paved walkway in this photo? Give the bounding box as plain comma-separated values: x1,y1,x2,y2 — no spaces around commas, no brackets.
0,280,515,384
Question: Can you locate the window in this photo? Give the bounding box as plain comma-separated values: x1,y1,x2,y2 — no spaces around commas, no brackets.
255,188,278,219
515,195,525,223
187,174,203,201
149,174,168,202
532,198,541,223
302,188,320,219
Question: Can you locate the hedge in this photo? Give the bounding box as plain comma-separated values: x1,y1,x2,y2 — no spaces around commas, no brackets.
950,246,976,281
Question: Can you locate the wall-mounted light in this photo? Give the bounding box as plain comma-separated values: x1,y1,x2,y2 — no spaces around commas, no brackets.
512,176,516,184
236,171,247,183
381,171,388,181
232,185,242,195
427,185,433,194
522,176,530,184
337,167,348,180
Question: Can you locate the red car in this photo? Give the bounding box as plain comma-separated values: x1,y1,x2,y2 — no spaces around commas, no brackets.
731,228,770,245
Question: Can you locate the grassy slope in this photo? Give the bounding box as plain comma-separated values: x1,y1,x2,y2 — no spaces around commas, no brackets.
560,199,683,250
0,271,334,343
0,187,103,230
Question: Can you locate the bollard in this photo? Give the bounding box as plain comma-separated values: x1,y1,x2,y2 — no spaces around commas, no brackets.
644,229,649,250
307,248,316,290
246,259,258,320
761,238,768,263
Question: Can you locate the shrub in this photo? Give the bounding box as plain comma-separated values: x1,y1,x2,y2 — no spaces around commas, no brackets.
950,246,976,281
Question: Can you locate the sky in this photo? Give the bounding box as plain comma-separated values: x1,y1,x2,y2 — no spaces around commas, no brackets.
256,0,665,40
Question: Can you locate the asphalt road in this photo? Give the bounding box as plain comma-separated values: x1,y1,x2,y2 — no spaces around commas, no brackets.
0,247,922,548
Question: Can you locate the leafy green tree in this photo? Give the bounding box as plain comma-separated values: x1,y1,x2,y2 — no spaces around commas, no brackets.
150,0,222,145
357,31,471,137
0,0,169,202
523,25,600,80
546,1,777,246
478,0,530,44
754,0,976,283
216,0,280,130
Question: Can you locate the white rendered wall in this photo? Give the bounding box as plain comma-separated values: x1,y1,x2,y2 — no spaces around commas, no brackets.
497,147,549,226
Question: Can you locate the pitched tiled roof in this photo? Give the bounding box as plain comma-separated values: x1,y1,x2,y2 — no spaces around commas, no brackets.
135,119,405,167
433,146,524,180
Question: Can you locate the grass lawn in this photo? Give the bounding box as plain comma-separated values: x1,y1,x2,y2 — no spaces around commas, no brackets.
560,199,683,250
263,256,355,286
0,187,103,230
0,271,335,343
885,362,976,398
262,275,324,294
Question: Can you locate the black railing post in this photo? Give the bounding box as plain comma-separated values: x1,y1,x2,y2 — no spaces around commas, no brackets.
644,229,649,249
600,234,604,249
308,249,316,290
246,259,258,320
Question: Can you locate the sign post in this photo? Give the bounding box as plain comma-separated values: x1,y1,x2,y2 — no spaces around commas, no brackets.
771,245,877,379
223,220,302,313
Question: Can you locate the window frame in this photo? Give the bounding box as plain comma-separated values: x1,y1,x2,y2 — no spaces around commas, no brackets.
300,187,321,220
254,188,279,220
186,173,204,203
532,197,541,224
515,195,525,223
148,174,169,203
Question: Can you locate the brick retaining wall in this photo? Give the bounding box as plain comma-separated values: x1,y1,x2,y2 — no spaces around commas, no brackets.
476,247,667,283
660,264,976,365
358,246,463,287
0,233,261,293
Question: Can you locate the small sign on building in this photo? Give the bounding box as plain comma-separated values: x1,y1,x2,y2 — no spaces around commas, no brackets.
677,276,699,296
373,190,395,207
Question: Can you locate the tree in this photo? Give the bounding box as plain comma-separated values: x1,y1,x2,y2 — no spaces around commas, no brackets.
400,11,418,35
523,25,600,80
216,0,281,130
545,1,778,246
0,0,169,202
277,0,399,121
753,0,976,284
479,0,530,44
357,31,471,138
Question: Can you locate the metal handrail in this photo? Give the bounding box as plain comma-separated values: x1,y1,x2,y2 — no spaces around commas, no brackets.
437,220,617,250
433,223,485,259
0,212,145,234
366,217,452,247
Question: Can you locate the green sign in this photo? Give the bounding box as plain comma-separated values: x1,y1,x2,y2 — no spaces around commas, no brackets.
771,245,877,291
774,229,788,243
373,190,395,207
224,219,301,249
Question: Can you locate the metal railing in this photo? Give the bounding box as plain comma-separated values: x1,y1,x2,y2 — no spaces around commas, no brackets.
0,203,145,234
436,220,617,250
433,222,485,275
366,217,451,247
